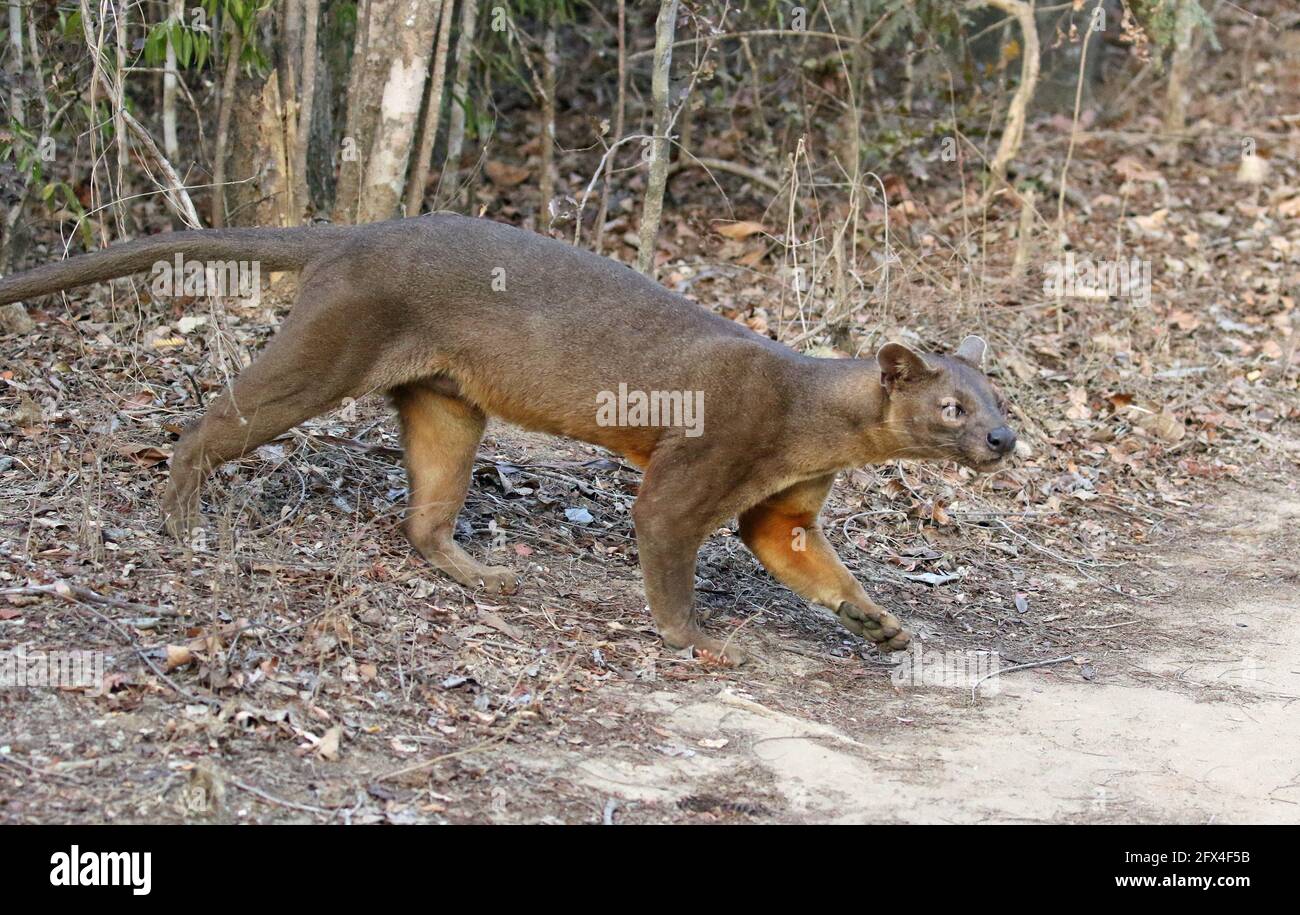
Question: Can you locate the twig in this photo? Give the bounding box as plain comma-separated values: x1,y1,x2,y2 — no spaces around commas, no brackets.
229,777,335,817
77,0,202,227
82,601,217,706
377,654,576,782
1,582,180,617
626,29,875,61
971,654,1074,701
572,134,654,246
967,0,1040,179
776,643,855,664
1057,1,1101,239
667,156,784,194
0,754,82,785
17,582,215,707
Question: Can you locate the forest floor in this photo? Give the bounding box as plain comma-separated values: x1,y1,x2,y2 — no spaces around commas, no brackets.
2,15,1299,823
0,423,1296,823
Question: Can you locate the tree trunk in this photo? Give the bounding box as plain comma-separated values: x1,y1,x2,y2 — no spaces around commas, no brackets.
333,0,442,223
227,71,295,227
440,0,479,201
1,0,26,270
277,0,303,221
593,0,626,254
979,0,1040,179
334,0,381,222
162,0,181,161
5,1,20,123
278,0,303,119
211,20,243,227
1163,0,1199,133
636,0,679,276
113,0,129,231
539,19,558,230
294,0,321,220
404,0,455,216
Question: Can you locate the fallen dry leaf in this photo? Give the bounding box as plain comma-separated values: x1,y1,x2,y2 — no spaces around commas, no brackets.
477,607,522,641
318,725,342,761
713,220,766,240
1133,208,1169,233
117,443,172,467
484,160,530,187
13,395,43,427
1066,386,1092,421
1113,155,1163,183
1167,309,1201,332
164,644,194,671
1130,406,1186,444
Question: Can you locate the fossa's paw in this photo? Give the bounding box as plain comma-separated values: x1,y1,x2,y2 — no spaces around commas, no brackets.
465,565,518,594
161,508,203,543
836,600,911,652
441,559,519,594
662,625,747,667
695,639,747,668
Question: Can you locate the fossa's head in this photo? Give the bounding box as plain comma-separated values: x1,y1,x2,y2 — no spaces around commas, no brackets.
876,336,1016,471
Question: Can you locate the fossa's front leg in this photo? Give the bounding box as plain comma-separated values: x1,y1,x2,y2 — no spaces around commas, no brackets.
631,453,746,666
739,474,910,651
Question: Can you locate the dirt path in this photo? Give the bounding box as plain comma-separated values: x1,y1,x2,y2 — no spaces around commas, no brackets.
525,487,1300,824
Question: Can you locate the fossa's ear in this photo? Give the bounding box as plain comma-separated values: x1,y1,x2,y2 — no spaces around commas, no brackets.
954,334,988,368
877,342,936,392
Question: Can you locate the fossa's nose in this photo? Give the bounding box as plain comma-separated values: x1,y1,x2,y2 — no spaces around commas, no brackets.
987,426,1016,455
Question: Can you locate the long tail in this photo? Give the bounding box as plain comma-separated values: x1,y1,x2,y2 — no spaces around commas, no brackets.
0,225,356,306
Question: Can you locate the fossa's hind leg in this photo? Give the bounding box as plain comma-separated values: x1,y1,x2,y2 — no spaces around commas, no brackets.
162,310,356,538
392,383,517,593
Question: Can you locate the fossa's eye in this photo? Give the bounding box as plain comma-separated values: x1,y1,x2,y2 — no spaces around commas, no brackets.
941,402,965,422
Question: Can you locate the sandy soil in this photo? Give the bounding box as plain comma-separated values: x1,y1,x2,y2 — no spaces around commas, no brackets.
520,489,1300,824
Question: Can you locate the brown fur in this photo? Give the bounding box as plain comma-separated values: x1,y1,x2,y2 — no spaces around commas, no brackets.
0,215,1016,665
